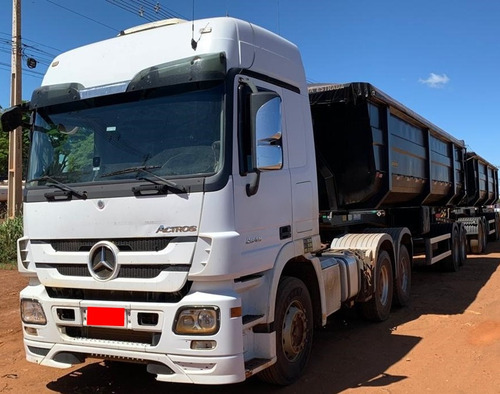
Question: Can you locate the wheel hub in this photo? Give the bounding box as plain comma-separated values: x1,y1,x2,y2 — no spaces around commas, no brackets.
282,302,307,362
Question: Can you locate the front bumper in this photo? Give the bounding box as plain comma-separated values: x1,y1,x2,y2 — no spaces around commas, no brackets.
20,283,246,384
24,339,245,384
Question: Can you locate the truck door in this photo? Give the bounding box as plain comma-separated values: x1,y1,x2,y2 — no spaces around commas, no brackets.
232,76,293,273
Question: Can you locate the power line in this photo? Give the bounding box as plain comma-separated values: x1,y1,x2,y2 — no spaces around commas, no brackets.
0,42,53,67
106,0,187,22
106,0,157,22
130,0,186,19
23,37,61,53
0,32,61,53
23,43,57,58
1,0,188,95
0,61,44,77
44,0,120,32
0,33,57,66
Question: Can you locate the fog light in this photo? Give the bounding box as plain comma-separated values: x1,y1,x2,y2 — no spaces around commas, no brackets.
174,307,219,335
191,340,217,350
25,327,38,335
21,299,47,325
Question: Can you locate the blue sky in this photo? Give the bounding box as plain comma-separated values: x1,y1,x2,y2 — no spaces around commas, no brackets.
1,0,499,165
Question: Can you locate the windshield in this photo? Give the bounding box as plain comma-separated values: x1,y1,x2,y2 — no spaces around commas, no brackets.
27,82,224,186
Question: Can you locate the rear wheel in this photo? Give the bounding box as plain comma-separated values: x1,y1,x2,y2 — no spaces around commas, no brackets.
442,224,460,272
393,245,411,307
481,218,488,252
361,250,393,321
488,216,498,241
469,220,484,254
495,213,500,241
459,224,467,266
258,276,313,385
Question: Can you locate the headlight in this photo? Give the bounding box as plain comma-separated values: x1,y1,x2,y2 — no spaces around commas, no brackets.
21,299,47,325
173,307,219,335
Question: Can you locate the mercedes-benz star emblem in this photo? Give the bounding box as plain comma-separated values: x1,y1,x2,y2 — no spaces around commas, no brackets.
88,242,119,281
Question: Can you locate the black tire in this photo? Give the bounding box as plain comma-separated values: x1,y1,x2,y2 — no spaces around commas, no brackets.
495,213,500,241
393,244,411,307
361,250,393,321
258,277,313,385
442,224,460,272
481,218,488,252
459,225,467,266
488,218,497,242
470,221,484,254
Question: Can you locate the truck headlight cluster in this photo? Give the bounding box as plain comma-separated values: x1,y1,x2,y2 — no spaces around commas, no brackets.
21,299,47,325
173,307,220,335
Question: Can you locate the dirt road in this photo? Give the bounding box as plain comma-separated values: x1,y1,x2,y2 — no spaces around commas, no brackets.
1,243,499,393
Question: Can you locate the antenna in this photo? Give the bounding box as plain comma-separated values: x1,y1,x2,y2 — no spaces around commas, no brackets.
191,0,197,50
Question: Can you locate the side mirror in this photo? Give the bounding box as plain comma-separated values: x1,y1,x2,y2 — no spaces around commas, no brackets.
250,92,283,171
246,91,283,196
1,104,29,132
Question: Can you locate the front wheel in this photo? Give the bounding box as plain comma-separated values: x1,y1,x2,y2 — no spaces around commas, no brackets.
361,250,393,321
258,276,313,385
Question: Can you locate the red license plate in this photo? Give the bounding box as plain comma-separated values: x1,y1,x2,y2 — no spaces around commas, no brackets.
87,307,125,327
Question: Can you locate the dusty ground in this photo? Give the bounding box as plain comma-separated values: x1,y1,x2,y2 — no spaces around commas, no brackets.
1,243,499,394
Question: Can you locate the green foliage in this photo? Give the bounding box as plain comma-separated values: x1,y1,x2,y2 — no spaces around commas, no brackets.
45,127,70,175
67,131,94,172
0,132,8,179
0,215,23,267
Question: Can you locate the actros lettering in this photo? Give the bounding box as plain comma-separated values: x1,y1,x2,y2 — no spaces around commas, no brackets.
156,225,197,234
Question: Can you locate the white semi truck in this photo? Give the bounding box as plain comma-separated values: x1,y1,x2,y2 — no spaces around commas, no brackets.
2,17,498,385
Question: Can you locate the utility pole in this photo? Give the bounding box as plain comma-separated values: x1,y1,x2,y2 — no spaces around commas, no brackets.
8,0,23,218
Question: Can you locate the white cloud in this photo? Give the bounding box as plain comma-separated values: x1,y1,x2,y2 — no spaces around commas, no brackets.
419,73,450,88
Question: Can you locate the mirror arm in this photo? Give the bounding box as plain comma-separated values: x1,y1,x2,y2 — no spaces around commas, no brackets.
246,171,261,197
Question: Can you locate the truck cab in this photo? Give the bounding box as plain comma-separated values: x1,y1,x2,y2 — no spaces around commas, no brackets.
4,17,325,385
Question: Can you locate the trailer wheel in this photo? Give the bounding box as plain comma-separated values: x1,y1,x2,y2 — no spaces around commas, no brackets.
258,276,313,385
393,245,411,307
480,218,488,252
495,212,500,241
488,217,497,242
459,225,467,266
469,221,484,254
442,224,460,272
361,250,393,321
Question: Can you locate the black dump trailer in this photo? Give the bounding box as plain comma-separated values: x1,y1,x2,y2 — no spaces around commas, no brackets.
309,82,499,270
455,151,500,253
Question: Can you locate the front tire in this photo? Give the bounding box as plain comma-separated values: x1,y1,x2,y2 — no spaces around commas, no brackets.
258,276,313,385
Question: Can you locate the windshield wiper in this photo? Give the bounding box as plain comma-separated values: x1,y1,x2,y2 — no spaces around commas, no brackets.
100,165,162,178
28,175,88,200
100,165,186,194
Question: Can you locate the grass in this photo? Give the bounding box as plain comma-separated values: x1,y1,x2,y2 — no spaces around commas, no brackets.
0,262,17,269
0,215,22,269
